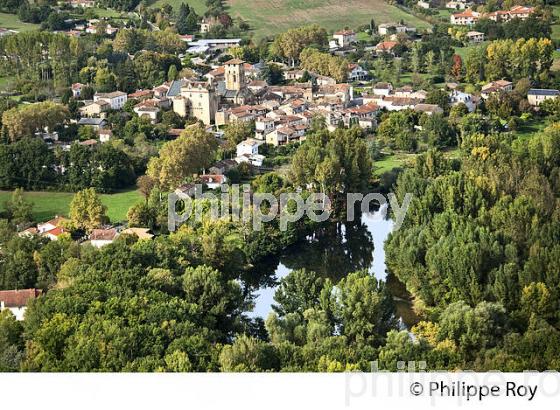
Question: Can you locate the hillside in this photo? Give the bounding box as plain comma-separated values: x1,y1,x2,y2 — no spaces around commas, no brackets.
151,0,431,38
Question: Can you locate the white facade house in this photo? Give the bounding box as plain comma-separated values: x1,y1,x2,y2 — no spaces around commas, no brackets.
90,228,118,248
237,139,261,157
133,105,160,123
200,174,228,190
348,64,369,82
372,82,393,96
94,91,127,110
72,82,84,97
378,23,416,36
0,289,41,321
332,30,356,48
466,31,485,43
450,90,477,112
255,117,276,140
527,89,560,106
450,9,480,25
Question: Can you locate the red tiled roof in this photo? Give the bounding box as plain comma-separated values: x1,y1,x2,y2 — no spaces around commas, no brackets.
224,58,245,65
0,289,42,308
376,41,398,50
44,227,65,237
128,89,153,99
348,103,380,114
44,216,68,227
90,228,118,241
200,174,226,184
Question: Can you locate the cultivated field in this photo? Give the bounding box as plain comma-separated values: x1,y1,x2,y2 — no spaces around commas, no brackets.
0,189,143,222
152,0,431,38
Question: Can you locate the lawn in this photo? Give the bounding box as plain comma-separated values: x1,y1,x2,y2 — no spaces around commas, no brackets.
454,42,488,60
373,152,415,176
0,189,143,223
0,12,39,31
513,117,549,141
151,0,431,39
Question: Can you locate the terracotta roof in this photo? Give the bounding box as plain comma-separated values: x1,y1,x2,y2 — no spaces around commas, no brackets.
200,174,226,184
376,41,398,51
348,103,380,114
44,227,66,237
0,289,42,308
19,227,38,236
95,91,127,99
90,228,118,241
452,9,479,18
44,216,68,227
128,89,153,99
121,227,154,240
224,58,245,65
79,139,98,146
374,82,392,89
277,126,296,135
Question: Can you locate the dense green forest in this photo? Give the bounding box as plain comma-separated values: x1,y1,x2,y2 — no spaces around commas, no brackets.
385,125,560,370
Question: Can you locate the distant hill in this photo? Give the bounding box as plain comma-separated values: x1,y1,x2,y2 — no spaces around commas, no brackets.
151,0,431,38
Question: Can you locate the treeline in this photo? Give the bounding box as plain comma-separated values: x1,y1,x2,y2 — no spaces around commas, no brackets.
0,137,135,192
385,123,560,370
472,15,551,42
464,38,553,84
0,30,185,100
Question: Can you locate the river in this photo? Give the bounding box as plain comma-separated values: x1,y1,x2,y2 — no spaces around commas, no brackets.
245,205,419,328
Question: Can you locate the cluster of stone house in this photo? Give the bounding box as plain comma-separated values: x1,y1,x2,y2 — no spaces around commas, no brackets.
77,90,128,118
472,79,559,107
19,216,154,249
119,58,372,147
60,18,120,38
451,6,535,25
362,82,482,114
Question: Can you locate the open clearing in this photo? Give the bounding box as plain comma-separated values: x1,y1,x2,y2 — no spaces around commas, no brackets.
0,12,39,31
152,0,430,38
0,189,143,223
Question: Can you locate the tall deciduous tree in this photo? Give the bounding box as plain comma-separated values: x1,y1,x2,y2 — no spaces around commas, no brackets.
4,188,33,226
147,126,218,190
69,188,108,232
2,102,69,142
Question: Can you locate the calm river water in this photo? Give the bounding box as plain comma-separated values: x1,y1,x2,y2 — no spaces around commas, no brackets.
245,205,418,328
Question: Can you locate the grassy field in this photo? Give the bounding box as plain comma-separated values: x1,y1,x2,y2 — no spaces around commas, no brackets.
513,117,549,141
0,189,143,223
0,12,39,31
454,42,488,60
152,0,431,38
373,152,416,176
